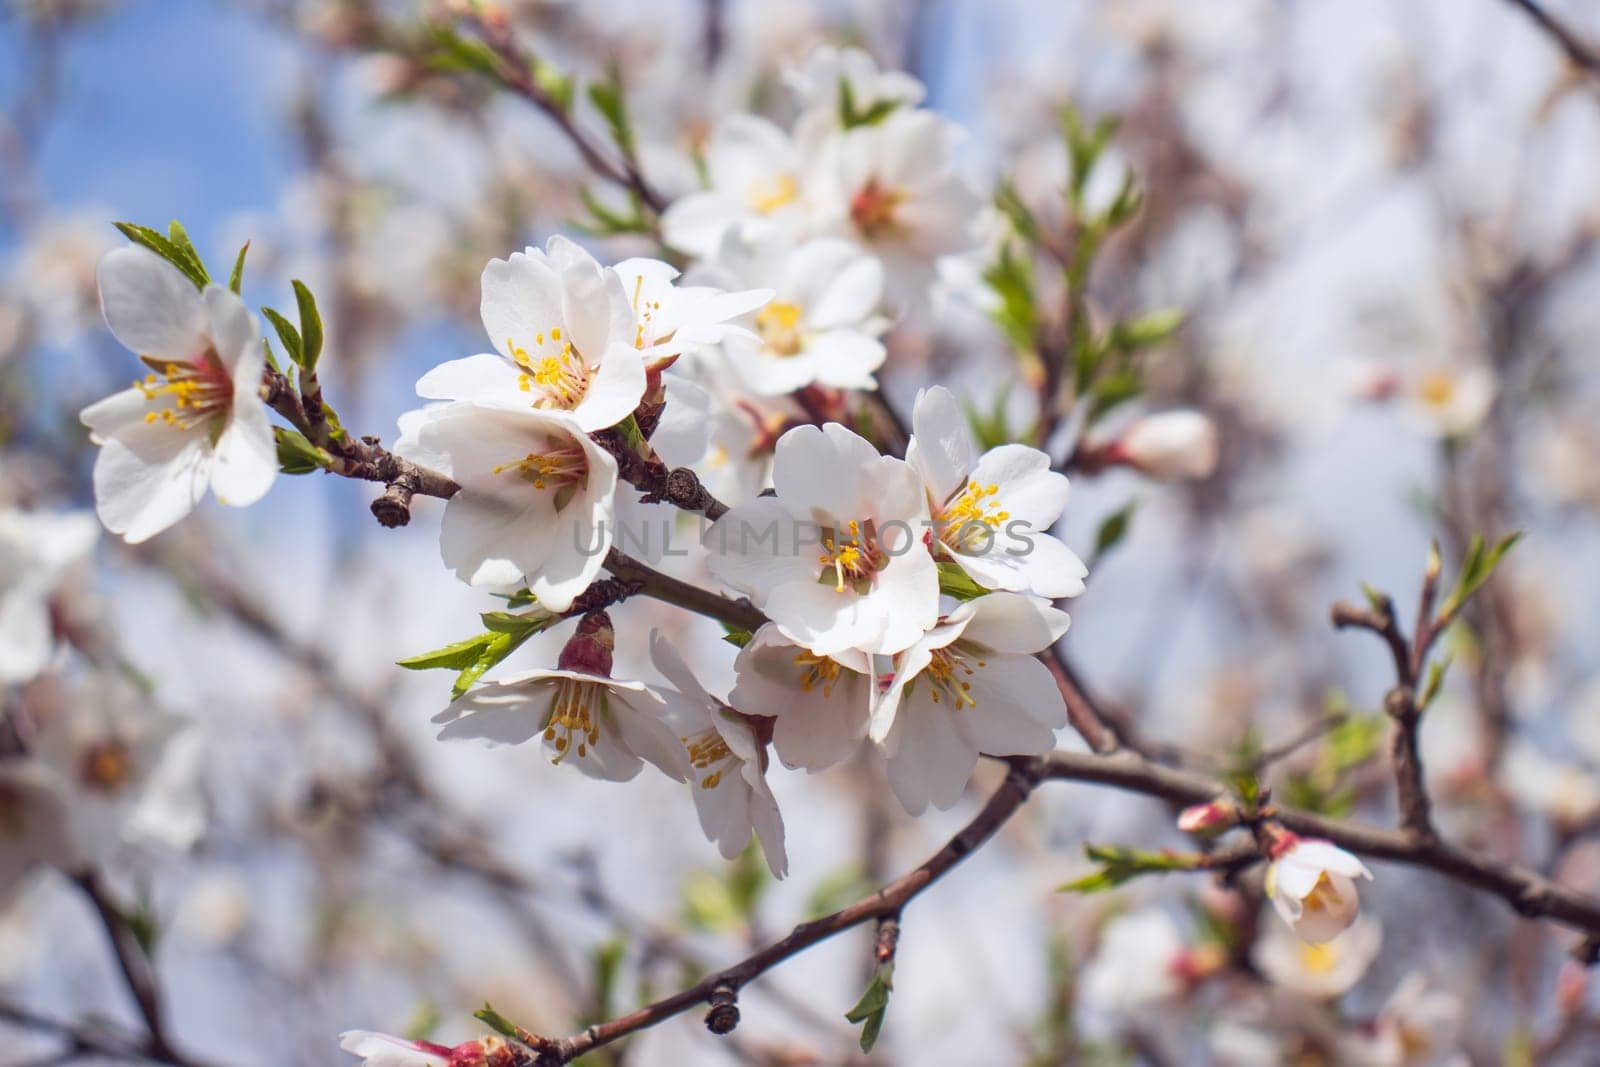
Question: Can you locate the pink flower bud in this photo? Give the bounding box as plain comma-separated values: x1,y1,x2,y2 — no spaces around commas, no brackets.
1177,798,1239,835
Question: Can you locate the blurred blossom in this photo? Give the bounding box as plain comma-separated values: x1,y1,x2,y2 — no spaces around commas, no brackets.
1077,908,1188,1020
1501,741,1600,829
1339,973,1467,1067
1251,913,1382,999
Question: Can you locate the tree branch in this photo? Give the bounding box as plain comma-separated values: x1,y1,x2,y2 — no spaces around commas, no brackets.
1504,0,1600,78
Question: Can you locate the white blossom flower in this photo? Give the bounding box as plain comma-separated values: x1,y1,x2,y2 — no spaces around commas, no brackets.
1265,836,1374,943
730,623,874,772
395,401,617,607
661,115,810,258
79,246,276,542
703,422,937,656
1079,909,1188,1017
1403,364,1495,439
0,508,98,683
1107,410,1219,481
431,620,687,784
417,236,646,431
12,673,203,882
906,386,1086,599
700,231,886,395
871,593,1069,815
339,1031,518,1067
785,44,925,131
609,253,772,358
1252,913,1382,999
1502,741,1600,829
813,110,980,311
650,634,786,877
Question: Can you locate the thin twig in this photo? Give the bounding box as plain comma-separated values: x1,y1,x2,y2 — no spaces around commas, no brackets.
1504,0,1600,77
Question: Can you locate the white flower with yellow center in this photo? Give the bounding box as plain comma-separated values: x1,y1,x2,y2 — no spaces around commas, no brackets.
661,115,810,258
1264,836,1374,943
907,386,1087,599
650,634,786,877
814,109,980,312
417,236,645,431
432,645,687,786
16,673,200,880
1405,363,1496,439
395,401,617,609
870,593,1070,815
698,231,887,395
0,508,99,684
609,254,772,359
79,246,276,543
1252,913,1382,1000
703,422,938,657
730,623,875,773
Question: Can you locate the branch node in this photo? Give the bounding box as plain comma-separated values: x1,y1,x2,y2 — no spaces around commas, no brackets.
703,983,740,1035
371,475,418,528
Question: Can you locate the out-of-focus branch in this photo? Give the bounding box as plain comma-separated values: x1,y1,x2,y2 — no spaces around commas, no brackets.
71,873,217,1067
1504,0,1600,78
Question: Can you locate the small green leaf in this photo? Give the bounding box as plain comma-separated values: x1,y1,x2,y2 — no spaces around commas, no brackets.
845,966,894,1053
587,64,636,160
1057,844,1203,894
228,241,249,294
936,562,987,601
473,1003,519,1039
531,55,575,112
262,307,303,367
1417,655,1452,711
1091,501,1137,564
114,221,209,289
1439,531,1522,622
396,633,496,672
1109,308,1183,351
274,427,332,474
292,280,323,372
423,25,503,77
721,625,753,649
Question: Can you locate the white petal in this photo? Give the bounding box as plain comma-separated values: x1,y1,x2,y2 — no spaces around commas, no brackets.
571,342,646,431
481,252,564,361
97,246,208,358
909,386,976,502
415,353,524,403
209,401,276,507
91,424,212,543
883,699,977,815
203,285,259,371
958,656,1065,754
955,593,1071,654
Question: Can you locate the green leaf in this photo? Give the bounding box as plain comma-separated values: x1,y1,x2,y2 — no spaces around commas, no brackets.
845,966,894,1053
589,938,626,1023
573,184,651,237
228,241,249,294
292,280,324,372
396,633,497,672
1091,501,1137,564
1109,308,1183,352
262,307,303,367
274,427,332,474
1439,531,1522,622
936,562,987,601
531,55,575,112
473,1003,519,1039
113,221,209,289
587,64,636,160
981,240,1037,351
1057,844,1203,894
1418,654,1452,711
423,24,503,77
721,625,754,649
804,864,873,919
1086,366,1143,423
165,219,212,284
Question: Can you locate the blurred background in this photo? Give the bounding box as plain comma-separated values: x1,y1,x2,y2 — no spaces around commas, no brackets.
4,0,1600,1063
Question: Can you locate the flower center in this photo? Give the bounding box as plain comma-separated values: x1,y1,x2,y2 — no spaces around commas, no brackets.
817,520,885,593
793,650,846,696
1297,939,1338,974
936,480,1011,552
683,729,734,789
754,301,805,356
542,678,605,764
1300,871,1341,914
850,178,903,238
135,350,232,430
747,172,799,215
921,645,983,709
491,440,589,501
508,327,591,409
630,274,668,349
1417,371,1457,409
78,739,133,794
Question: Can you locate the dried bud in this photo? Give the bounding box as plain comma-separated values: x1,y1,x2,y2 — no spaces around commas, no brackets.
1177,798,1240,836
704,984,740,1035
558,611,615,677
